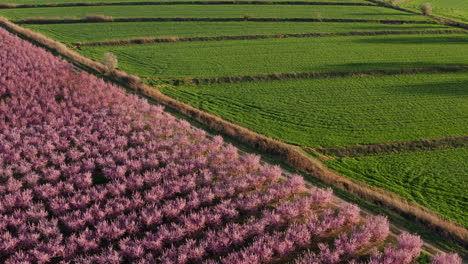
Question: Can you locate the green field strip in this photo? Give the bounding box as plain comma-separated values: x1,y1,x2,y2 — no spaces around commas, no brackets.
315,136,468,157
1,0,372,4
15,17,436,25
401,0,468,23
0,4,432,21
326,147,468,228
73,29,465,46
146,66,468,85
158,72,468,148
77,34,468,79
0,1,376,9
24,21,453,43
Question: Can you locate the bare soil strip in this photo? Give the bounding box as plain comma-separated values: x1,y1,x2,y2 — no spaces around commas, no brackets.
312,136,468,158
1,16,466,251
15,16,436,24
146,65,468,85
0,1,375,9
73,29,466,46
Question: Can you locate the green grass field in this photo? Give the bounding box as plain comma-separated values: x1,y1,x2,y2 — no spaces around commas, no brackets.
0,5,432,21
326,147,468,227
78,34,468,78
401,0,468,23
2,0,371,3
160,72,468,147
24,21,454,43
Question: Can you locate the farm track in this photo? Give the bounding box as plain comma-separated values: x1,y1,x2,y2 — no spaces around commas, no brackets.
147,65,468,85
73,28,466,46
0,1,376,8
310,136,468,158
15,17,436,24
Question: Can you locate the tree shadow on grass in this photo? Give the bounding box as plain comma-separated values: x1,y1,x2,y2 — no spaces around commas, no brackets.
353,12,419,17
321,62,468,72
389,80,468,96
353,35,468,44
350,25,447,30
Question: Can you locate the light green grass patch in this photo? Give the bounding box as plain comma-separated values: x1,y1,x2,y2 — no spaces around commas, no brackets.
0,5,431,21
78,34,468,78
326,147,468,227
24,21,454,43
160,72,468,147
401,0,468,23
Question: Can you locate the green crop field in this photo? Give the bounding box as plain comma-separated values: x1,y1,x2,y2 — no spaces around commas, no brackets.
326,147,468,227
401,0,468,23
2,0,371,4
78,34,468,78
0,5,431,21
160,72,468,148
24,21,453,43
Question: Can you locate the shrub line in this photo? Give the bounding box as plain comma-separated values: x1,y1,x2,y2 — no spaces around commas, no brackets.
73,29,466,46
1,16,466,247
0,1,376,9
313,136,468,158
15,16,435,24
147,66,468,85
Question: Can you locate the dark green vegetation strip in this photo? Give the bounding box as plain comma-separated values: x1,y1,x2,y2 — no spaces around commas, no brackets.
326,147,468,228
316,136,468,157
0,1,376,8
74,29,465,46
0,4,431,21
24,21,454,43
160,72,468,148
77,34,468,79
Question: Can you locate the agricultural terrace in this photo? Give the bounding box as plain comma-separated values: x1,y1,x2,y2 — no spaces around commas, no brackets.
0,0,467,257
327,147,468,228
77,34,468,79
0,5,433,21
3,25,461,264
26,22,453,43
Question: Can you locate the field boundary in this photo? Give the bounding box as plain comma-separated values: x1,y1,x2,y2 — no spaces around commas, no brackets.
15,17,435,24
145,65,468,85
72,29,466,46
0,1,376,8
2,17,466,247
313,136,468,158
